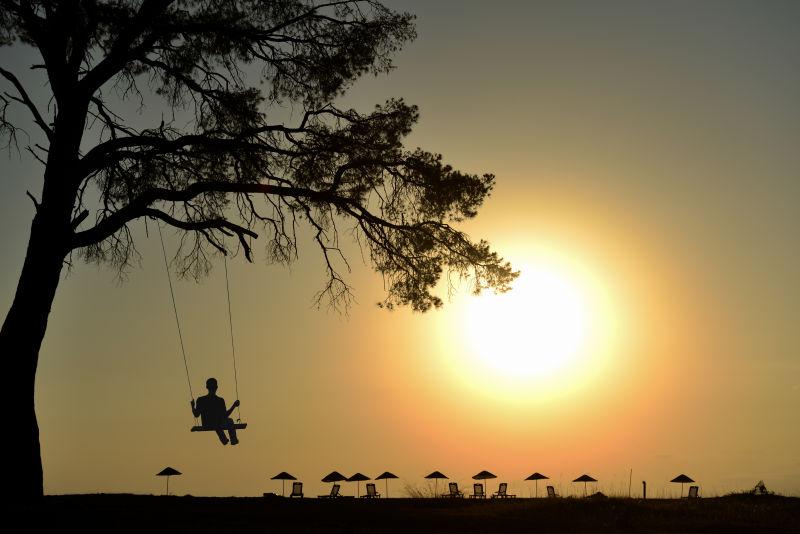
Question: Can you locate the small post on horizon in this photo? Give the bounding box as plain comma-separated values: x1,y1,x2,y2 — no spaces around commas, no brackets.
628,469,632,498
642,481,647,500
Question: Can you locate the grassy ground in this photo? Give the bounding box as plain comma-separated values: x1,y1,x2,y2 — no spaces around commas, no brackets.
24,493,800,533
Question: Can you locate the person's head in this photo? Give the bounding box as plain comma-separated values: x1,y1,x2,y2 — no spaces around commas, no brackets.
205,377,218,394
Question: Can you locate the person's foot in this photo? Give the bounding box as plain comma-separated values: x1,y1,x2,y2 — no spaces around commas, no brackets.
230,437,239,445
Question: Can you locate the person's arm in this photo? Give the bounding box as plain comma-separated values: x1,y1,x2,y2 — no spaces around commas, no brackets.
191,398,201,418
226,399,240,417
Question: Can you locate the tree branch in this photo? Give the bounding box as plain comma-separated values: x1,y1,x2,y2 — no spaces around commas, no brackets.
25,190,40,210
78,0,175,93
79,129,301,177
143,208,257,261
0,66,53,141
71,181,409,250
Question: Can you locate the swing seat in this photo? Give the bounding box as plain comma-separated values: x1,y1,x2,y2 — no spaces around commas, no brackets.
191,423,248,432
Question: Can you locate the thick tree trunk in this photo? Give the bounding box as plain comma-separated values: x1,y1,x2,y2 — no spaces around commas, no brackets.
0,82,89,499
1,210,69,499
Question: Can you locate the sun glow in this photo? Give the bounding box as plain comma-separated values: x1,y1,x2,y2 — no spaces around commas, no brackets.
447,247,619,397
464,264,590,380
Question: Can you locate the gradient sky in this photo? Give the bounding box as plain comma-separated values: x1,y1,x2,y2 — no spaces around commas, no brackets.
1,0,798,498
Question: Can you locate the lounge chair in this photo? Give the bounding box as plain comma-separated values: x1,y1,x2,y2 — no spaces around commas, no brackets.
492,482,516,498
318,484,340,498
361,483,381,498
470,483,486,499
289,481,303,498
546,485,559,498
442,482,464,498
686,485,700,498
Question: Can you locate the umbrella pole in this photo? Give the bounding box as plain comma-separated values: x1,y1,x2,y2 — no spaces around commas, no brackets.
282,480,285,497
385,479,388,498
535,480,538,498
166,475,170,496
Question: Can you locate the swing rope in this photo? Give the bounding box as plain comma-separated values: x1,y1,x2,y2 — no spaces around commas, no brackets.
157,223,198,424
223,254,243,422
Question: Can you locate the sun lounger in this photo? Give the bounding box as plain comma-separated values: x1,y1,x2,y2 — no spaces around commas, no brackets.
442,482,464,498
492,482,516,498
318,484,340,498
686,485,700,498
470,483,486,499
289,482,303,498
546,485,559,498
360,483,381,498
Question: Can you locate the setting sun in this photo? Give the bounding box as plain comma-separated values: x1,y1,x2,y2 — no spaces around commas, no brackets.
463,262,591,381
441,244,624,401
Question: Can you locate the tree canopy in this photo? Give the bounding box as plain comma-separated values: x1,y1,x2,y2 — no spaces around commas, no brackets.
1,0,516,310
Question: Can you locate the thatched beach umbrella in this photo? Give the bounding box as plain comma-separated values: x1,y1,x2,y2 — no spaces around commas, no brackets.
347,473,370,497
271,472,297,497
156,467,181,496
425,471,448,496
525,472,549,498
375,471,398,498
322,471,347,494
670,474,695,497
573,474,597,497
472,470,497,496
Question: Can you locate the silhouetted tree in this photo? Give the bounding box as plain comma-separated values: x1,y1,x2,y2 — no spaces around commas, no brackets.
0,0,516,498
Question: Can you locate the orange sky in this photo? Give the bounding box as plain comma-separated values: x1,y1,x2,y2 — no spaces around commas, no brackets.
0,1,798,498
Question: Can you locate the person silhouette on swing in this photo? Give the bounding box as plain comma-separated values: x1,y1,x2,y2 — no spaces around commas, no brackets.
191,378,240,445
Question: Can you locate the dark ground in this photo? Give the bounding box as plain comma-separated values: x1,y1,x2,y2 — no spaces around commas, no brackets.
23,493,800,533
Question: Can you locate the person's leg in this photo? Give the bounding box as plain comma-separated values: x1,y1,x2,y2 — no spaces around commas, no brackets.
215,428,229,445
226,418,239,445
